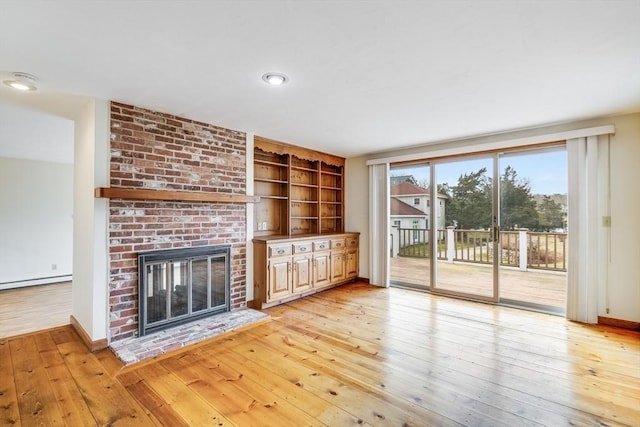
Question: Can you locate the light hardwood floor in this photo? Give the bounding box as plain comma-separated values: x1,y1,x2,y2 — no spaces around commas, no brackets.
0,282,71,339
1,282,638,426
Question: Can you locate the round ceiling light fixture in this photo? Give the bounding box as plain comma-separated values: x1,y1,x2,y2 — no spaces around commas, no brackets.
262,72,288,86
3,72,39,91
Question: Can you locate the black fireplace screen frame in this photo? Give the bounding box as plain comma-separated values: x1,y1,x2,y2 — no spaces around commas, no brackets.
138,244,231,336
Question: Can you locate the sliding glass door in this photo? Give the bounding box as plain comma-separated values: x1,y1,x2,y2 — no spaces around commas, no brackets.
498,147,567,313
389,145,568,313
389,162,431,289
433,156,497,300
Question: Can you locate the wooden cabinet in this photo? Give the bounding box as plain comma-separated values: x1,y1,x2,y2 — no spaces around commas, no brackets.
292,255,312,293
252,233,359,309
346,235,359,280
330,237,346,283
266,244,292,300
291,242,313,293
251,137,355,309
312,239,331,288
330,252,346,284
254,136,345,237
268,258,291,300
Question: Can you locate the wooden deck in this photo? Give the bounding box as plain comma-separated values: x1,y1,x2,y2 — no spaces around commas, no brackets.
391,256,567,309
2,282,639,426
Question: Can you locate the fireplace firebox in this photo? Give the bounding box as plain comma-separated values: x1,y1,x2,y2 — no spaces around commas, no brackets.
138,245,231,336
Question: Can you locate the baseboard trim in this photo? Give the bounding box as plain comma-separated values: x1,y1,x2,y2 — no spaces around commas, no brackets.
356,277,370,284
0,275,72,291
70,315,108,352
598,316,640,332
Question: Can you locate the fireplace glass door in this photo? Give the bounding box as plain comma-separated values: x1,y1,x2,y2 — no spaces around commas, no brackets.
140,247,230,336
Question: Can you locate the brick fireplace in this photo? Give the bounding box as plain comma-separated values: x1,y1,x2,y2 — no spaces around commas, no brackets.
108,102,248,342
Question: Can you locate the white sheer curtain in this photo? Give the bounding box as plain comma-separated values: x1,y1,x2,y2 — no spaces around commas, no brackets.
566,135,607,323
368,163,389,287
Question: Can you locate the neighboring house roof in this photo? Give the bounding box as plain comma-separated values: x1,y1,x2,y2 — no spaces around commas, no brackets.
390,175,418,185
390,198,427,216
390,182,448,198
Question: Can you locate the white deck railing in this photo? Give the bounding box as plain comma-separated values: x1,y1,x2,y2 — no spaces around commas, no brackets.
391,227,567,272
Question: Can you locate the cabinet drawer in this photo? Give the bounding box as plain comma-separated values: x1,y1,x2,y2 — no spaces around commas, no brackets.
268,244,292,257
330,238,346,250
313,240,330,252
293,242,312,254
346,236,359,248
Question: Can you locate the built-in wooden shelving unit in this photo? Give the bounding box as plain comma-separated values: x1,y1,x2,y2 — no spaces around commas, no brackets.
253,136,345,237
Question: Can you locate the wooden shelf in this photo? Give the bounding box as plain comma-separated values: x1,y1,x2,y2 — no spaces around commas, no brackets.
291,165,318,173
255,159,287,167
255,178,288,184
259,195,288,200
95,187,260,203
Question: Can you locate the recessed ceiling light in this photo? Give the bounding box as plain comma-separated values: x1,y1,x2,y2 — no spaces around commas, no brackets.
262,72,288,86
3,72,38,91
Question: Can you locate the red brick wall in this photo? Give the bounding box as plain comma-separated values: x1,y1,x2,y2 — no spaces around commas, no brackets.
108,102,248,341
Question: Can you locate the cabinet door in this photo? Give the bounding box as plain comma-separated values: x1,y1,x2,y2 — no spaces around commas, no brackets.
292,255,313,293
313,252,331,288
268,258,291,301
330,252,346,284
346,249,358,279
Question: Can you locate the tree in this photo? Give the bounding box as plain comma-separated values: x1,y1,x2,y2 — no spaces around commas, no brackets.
499,166,539,230
537,196,564,231
446,168,492,229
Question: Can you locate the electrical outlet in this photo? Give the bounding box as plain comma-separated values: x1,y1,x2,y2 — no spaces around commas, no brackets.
51,264,57,270
257,222,262,231
262,221,267,230
602,216,612,227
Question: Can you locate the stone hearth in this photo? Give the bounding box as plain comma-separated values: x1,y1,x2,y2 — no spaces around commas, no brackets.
110,308,268,365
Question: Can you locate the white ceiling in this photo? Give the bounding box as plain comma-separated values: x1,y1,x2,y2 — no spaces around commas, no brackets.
1,0,639,160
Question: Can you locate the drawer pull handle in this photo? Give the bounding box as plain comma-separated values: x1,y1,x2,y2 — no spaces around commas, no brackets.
318,245,325,249
300,247,307,251
277,249,285,254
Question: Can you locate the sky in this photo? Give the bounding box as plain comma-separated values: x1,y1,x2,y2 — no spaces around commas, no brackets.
391,148,567,195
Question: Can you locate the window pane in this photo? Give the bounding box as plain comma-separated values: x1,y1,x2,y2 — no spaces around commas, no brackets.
389,163,431,288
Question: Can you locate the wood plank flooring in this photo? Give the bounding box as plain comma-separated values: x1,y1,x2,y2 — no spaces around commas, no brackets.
0,282,72,338
1,282,638,426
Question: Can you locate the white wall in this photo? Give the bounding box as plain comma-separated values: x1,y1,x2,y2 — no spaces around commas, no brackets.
72,98,110,342
0,157,73,289
347,113,640,323
345,155,370,281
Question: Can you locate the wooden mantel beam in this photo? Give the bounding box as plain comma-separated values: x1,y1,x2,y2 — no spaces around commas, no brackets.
95,187,260,204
